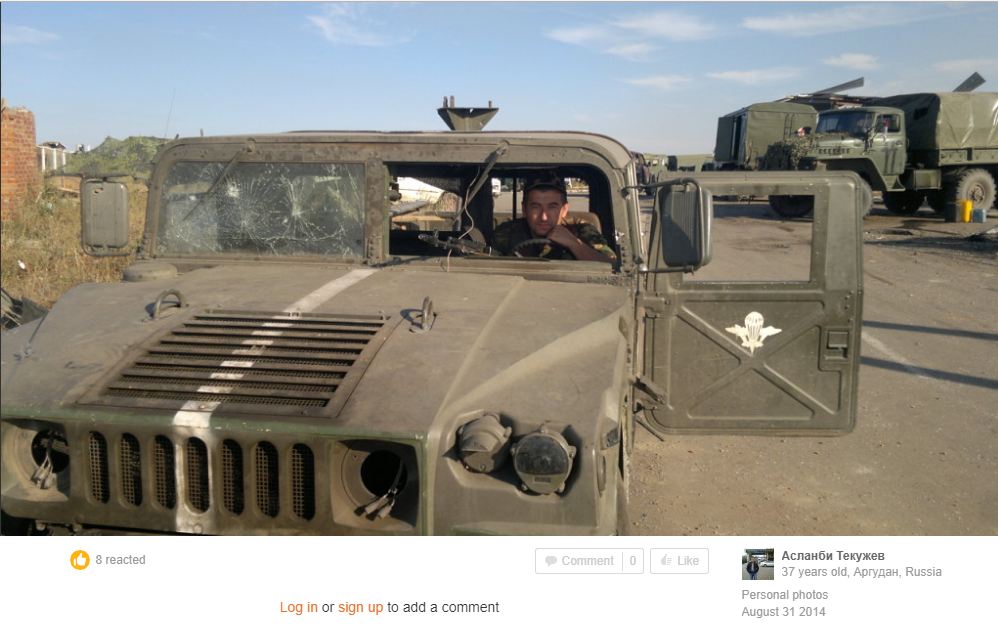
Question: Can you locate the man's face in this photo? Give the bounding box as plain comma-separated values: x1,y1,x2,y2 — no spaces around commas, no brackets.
523,189,568,237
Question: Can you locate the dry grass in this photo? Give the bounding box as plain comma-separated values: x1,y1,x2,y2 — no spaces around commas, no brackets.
1,183,147,308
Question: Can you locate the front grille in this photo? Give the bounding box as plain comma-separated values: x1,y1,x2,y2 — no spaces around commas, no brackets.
89,310,391,416
75,431,418,533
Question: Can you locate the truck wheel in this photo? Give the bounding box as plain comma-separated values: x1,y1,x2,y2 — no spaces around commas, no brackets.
883,191,925,215
954,169,996,213
858,180,873,217
768,195,814,218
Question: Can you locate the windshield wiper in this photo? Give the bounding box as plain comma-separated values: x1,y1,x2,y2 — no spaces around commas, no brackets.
181,146,251,222
465,142,508,203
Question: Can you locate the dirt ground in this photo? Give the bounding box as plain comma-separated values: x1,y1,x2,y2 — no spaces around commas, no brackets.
628,199,997,535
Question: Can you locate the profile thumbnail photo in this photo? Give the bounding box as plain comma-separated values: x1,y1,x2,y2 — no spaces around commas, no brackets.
742,549,775,581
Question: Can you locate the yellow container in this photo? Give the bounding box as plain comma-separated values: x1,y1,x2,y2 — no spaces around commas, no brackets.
959,199,973,222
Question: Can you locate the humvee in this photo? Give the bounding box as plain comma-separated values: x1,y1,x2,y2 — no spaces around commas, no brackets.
0,126,866,535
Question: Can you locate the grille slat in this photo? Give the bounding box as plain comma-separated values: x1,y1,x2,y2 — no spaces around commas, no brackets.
119,434,142,506
127,363,349,379
88,432,110,503
135,354,355,369
221,440,245,515
291,445,316,521
119,370,341,391
91,309,389,414
105,389,327,407
255,442,280,518
186,438,210,513
159,336,368,353
170,328,375,342
185,320,379,334
148,345,362,359
106,381,335,401
154,436,177,509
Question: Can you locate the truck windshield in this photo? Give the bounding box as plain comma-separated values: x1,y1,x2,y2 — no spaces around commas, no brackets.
816,111,875,136
156,161,365,258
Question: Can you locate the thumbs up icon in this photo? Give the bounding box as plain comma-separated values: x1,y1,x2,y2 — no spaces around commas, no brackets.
70,550,90,570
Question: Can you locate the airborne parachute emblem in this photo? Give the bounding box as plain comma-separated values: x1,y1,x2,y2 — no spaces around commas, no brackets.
725,312,782,355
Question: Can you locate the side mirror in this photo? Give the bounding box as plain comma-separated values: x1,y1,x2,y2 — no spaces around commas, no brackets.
81,180,130,256
656,180,712,270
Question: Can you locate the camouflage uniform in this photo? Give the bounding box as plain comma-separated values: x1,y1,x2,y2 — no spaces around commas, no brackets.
492,218,617,261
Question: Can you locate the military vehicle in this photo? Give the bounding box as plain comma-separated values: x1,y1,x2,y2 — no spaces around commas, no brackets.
763,92,998,219
1,108,868,535
643,153,715,186
713,101,819,172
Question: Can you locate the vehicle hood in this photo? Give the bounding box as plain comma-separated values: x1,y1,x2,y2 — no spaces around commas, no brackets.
807,134,866,152
0,264,630,434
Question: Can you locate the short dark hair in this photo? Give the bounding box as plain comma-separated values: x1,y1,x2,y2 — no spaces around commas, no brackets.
523,176,567,205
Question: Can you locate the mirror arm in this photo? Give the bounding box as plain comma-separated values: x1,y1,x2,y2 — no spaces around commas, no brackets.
639,265,697,274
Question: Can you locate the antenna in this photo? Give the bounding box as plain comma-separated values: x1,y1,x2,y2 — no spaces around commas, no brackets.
163,88,176,139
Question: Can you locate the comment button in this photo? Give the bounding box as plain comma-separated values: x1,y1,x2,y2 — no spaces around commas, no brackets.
535,548,644,574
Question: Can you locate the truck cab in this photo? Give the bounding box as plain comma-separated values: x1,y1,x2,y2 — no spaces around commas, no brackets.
802,106,908,193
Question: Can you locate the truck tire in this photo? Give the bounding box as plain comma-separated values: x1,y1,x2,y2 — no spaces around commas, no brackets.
883,190,925,215
768,195,814,219
858,179,873,217
953,168,996,213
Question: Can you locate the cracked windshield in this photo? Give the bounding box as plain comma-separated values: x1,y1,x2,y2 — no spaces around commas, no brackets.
157,161,365,257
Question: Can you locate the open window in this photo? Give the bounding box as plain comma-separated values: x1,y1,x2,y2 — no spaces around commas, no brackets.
386,163,616,260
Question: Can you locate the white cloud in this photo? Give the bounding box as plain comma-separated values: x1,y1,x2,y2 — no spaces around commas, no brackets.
307,4,399,47
824,53,879,71
933,58,998,75
605,43,659,61
547,25,608,45
743,5,921,37
1,25,59,45
623,75,692,90
614,11,716,41
707,67,800,85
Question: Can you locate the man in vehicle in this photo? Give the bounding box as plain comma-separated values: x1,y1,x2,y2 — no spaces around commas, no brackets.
492,177,616,262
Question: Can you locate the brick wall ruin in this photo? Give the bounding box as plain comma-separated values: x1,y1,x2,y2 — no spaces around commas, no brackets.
1,99,41,220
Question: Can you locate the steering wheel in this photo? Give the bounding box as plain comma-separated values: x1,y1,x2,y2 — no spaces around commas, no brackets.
511,238,553,258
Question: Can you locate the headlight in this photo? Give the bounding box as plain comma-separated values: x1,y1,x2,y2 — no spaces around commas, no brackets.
511,427,576,495
457,413,511,473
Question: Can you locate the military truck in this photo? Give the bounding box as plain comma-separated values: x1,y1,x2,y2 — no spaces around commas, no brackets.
713,101,819,172
644,153,714,186
764,92,998,218
1,124,867,535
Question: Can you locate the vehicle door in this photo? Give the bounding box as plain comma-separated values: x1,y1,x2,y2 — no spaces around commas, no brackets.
869,112,906,177
641,172,863,434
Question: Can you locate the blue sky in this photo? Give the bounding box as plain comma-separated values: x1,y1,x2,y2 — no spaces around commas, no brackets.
3,2,997,153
